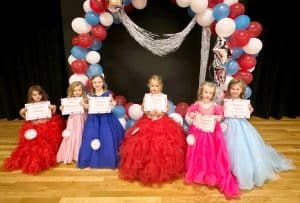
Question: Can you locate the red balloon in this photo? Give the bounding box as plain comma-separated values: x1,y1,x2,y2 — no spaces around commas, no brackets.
90,0,108,13
85,78,92,90
229,3,245,19
71,60,88,74
208,0,217,8
209,21,217,34
233,70,253,85
77,33,93,48
229,30,251,47
115,95,127,105
125,4,134,13
72,36,78,46
175,102,189,117
247,21,263,37
125,102,133,117
238,54,257,71
91,25,107,40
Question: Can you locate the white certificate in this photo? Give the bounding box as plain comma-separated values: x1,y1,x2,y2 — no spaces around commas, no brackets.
143,93,167,112
193,114,216,133
25,101,52,121
224,99,250,118
88,96,112,114
61,97,84,115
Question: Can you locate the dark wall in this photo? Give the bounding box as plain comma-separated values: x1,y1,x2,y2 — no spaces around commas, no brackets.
61,0,202,104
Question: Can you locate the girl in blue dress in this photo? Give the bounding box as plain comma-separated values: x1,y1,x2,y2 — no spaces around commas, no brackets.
77,75,124,169
223,78,294,190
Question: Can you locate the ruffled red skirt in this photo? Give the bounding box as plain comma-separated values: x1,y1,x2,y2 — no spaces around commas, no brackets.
119,115,187,185
3,115,64,174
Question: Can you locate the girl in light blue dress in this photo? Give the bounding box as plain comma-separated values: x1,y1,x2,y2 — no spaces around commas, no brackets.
223,78,294,190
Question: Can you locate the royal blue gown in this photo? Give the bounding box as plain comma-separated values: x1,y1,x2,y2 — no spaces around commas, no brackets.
77,90,124,169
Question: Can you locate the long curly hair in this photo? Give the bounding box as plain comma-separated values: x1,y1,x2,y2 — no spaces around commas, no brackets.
27,85,48,103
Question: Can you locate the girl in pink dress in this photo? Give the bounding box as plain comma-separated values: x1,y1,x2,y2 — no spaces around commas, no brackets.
185,81,239,198
57,81,87,164
3,85,64,174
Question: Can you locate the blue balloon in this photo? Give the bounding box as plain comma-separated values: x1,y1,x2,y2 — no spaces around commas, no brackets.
225,59,239,75
112,105,126,118
71,46,87,59
124,0,131,6
231,48,244,59
90,40,103,51
85,11,100,25
187,7,195,18
125,119,135,129
168,100,175,114
235,15,250,30
87,64,103,78
245,86,252,99
213,3,230,20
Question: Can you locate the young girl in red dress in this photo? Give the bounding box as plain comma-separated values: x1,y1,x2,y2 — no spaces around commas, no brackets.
119,75,187,185
3,85,64,174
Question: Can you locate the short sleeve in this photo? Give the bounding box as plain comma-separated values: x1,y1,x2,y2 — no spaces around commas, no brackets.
187,102,199,113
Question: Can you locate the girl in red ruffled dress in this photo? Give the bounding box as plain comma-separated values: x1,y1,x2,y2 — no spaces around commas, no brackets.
3,85,64,174
119,75,187,185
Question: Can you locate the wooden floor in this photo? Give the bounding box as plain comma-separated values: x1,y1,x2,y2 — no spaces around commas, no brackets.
0,117,299,203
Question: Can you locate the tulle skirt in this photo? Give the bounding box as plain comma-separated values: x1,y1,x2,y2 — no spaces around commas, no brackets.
224,118,294,190
185,123,240,198
3,115,64,174
77,113,124,169
119,115,187,185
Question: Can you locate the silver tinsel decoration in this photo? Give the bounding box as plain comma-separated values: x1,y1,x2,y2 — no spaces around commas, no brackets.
117,9,197,56
199,27,211,85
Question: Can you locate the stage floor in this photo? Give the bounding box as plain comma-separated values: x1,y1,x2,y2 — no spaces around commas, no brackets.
0,117,299,203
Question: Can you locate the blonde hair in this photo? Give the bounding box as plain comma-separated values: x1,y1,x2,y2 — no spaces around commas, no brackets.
90,74,107,93
27,85,48,103
67,81,85,97
197,81,216,101
148,74,163,92
226,78,246,99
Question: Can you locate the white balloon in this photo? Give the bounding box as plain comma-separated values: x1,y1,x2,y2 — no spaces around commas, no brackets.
86,51,101,64
219,75,233,91
118,118,126,129
248,66,255,72
132,0,147,10
83,0,92,12
91,139,101,150
68,55,76,65
215,17,236,37
99,12,114,27
186,134,195,146
69,73,88,85
176,0,191,8
62,129,71,138
196,8,213,27
223,0,239,6
128,104,143,120
190,0,208,14
169,113,183,126
71,17,91,34
24,129,37,140
243,38,263,55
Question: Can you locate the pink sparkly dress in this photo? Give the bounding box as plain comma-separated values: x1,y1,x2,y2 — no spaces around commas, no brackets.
185,102,240,198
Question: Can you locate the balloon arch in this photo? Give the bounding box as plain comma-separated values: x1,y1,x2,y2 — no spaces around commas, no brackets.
67,0,263,130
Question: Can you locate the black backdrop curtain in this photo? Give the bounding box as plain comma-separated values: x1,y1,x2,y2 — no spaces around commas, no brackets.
0,0,299,120
246,0,299,118
0,0,68,120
